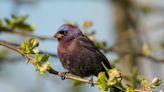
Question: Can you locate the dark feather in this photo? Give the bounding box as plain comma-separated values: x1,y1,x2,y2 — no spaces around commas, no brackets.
77,35,112,70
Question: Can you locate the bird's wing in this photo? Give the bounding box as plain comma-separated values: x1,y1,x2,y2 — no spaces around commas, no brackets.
77,35,112,69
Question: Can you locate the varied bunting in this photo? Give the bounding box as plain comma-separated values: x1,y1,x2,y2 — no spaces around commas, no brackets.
54,24,121,91
54,24,112,77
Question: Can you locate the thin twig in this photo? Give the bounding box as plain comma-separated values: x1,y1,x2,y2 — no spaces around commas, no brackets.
2,38,163,62
0,26,55,41
8,42,58,57
134,89,147,92
1,26,163,63
1,40,160,92
0,40,95,84
135,53,164,63
101,47,164,63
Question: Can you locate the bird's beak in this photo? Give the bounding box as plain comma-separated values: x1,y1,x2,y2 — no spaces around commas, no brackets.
53,32,64,39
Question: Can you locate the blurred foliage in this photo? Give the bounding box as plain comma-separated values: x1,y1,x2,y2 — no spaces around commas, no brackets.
20,38,39,54
0,49,8,64
126,87,134,92
0,49,7,58
96,68,162,92
139,5,154,15
107,68,122,86
96,68,124,92
0,15,35,66
96,72,109,92
81,20,93,29
71,81,84,92
19,38,51,74
161,41,164,49
0,15,34,32
142,43,151,57
138,76,162,92
131,67,139,88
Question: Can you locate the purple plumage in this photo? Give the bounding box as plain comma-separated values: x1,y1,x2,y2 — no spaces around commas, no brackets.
54,24,112,77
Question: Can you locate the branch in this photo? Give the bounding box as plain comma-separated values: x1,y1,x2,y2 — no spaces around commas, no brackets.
0,26,55,41
135,53,164,63
134,89,147,92
0,40,95,84
7,42,58,57
101,47,164,63
1,26,163,63
0,40,162,92
3,39,163,63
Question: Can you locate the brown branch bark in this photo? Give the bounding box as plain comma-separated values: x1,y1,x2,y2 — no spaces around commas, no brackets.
0,26,55,41
134,89,147,92
0,40,159,92
2,39,163,63
0,40,95,84
101,47,164,63
7,42,58,57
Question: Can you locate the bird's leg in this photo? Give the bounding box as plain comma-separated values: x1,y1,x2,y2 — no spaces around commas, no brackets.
60,71,70,80
88,75,94,87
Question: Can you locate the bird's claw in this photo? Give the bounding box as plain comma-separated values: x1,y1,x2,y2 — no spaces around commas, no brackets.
60,71,69,80
88,78,94,87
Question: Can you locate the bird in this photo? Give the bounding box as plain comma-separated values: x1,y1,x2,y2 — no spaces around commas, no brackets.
54,24,120,91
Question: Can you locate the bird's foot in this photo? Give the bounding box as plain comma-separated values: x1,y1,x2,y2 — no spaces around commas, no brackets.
88,76,95,87
60,71,70,80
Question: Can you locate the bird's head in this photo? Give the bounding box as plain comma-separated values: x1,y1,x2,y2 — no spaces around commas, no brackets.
54,24,82,41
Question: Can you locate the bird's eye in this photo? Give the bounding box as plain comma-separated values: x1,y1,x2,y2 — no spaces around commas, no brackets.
59,31,68,35
64,31,68,35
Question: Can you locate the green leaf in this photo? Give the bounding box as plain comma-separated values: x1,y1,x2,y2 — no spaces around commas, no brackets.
11,14,17,19
107,68,122,86
28,38,39,48
35,53,42,61
28,38,35,46
17,23,33,31
38,62,51,74
10,15,28,26
151,77,162,86
141,6,153,15
32,49,40,54
4,18,10,25
72,81,84,87
150,77,162,89
9,15,33,31
20,42,30,53
82,20,93,29
96,72,108,92
41,54,49,62
142,43,151,56
25,44,31,54
97,79,108,92
20,42,27,51
17,15,28,23
0,19,2,26
138,76,151,91
126,87,134,92
20,38,39,54
98,72,107,81
109,88,115,92
25,59,30,64
32,38,39,47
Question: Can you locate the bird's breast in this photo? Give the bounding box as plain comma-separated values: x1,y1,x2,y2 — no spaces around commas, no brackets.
57,39,103,77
